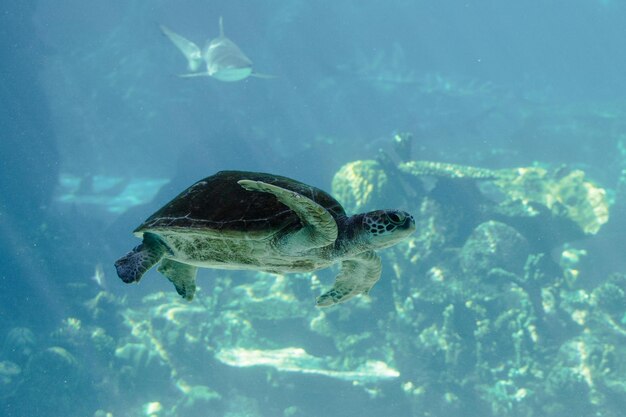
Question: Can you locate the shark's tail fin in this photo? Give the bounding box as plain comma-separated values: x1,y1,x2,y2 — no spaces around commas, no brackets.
160,24,203,72
219,16,224,37
178,72,211,78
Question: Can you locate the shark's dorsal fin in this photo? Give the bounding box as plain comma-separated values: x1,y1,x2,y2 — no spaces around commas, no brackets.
219,16,224,37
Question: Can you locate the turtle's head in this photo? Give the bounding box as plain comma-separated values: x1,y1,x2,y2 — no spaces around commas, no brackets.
360,209,416,249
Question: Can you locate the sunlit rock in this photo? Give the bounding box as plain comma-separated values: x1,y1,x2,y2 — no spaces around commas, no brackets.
215,347,399,383
331,160,391,213
142,401,162,416
494,167,609,235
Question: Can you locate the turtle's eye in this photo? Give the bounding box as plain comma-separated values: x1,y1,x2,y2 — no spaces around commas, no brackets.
388,212,405,224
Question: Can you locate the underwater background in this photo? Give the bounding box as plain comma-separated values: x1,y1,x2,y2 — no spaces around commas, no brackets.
2,0,626,416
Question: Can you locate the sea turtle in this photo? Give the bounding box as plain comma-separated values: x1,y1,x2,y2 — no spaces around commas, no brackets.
115,171,415,306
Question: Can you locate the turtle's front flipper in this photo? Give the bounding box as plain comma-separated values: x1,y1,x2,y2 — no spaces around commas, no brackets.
238,180,338,252
316,250,382,307
115,232,168,284
157,259,198,301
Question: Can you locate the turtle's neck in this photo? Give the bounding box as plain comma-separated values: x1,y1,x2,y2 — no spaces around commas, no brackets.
334,214,368,256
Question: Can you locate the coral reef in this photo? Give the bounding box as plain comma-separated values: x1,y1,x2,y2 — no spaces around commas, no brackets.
329,155,619,416
331,160,394,214
492,166,609,235
0,154,621,417
333,157,608,251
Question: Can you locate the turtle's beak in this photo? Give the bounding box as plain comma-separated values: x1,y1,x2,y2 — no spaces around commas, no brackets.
402,214,416,232
385,210,415,233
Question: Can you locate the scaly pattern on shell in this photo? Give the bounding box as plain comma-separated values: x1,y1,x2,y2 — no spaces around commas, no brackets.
135,171,345,236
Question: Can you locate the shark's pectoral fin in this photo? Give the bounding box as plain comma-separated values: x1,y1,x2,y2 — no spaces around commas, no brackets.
250,72,277,79
159,24,203,72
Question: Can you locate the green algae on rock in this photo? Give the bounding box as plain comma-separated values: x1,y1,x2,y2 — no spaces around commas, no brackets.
398,160,500,180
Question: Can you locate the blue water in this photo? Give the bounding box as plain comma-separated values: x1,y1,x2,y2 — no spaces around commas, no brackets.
2,1,626,416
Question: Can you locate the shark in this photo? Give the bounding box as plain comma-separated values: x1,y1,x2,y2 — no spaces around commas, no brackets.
160,17,273,82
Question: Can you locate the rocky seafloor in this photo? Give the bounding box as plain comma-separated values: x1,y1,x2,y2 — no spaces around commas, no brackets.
4,146,626,417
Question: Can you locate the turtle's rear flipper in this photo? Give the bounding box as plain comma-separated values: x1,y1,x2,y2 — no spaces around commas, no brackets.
158,259,198,301
115,233,167,284
316,251,382,307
